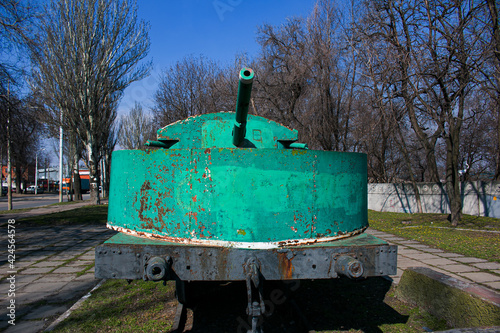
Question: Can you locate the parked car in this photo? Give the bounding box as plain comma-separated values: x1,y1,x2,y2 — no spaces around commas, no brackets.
26,185,44,194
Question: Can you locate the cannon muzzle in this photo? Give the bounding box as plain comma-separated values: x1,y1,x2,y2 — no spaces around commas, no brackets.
233,68,254,147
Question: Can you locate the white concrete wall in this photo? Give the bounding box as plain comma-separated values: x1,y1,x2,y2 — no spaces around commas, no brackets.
368,182,500,218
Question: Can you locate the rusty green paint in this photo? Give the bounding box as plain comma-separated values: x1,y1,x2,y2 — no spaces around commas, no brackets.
107,112,368,245
156,113,297,149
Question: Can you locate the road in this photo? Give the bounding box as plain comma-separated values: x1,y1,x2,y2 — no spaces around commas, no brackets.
0,193,91,211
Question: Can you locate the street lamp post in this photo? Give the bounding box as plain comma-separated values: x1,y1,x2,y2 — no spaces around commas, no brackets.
59,113,63,202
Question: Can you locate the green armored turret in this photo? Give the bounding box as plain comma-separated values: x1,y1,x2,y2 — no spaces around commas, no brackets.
106,67,368,248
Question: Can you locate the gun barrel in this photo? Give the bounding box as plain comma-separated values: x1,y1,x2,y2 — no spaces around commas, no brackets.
233,68,254,147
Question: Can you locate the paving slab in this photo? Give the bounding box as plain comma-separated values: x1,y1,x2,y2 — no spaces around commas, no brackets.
65,260,93,267
439,264,480,273
472,262,500,270
49,254,83,261
437,252,464,258
407,244,433,250
35,274,77,283
20,267,54,275
483,282,500,290
48,280,99,303
458,272,500,283
401,253,442,260
73,273,95,281
398,240,421,244
422,258,459,266
42,246,70,251
429,268,474,283
380,236,407,241
11,291,47,305
11,261,38,269
397,248,423,255
398,258,428,269
423,248,445,253
3,320,46,333
453,257,488,263
22,304,69,320
16,274,43,284
51,266,85,274
16,245,45,250
18,281,67,294
31,261,64,268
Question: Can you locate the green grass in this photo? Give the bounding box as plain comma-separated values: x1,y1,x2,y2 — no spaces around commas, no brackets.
368,210,500,262
50,278,449,332
0,206,35,214
0,199,91,214
51,280,176,333
16,205,108,226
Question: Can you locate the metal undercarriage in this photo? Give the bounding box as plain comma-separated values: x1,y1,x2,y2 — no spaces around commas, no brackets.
95,232,397,332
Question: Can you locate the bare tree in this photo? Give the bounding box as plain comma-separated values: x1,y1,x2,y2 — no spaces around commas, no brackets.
152,55,236,127
1,0,40,208
255,0,362,151
118,102,155,149
0,0,39,90
359,0,488,225
0,94,43,193
31,0,151,204
254,18,310,139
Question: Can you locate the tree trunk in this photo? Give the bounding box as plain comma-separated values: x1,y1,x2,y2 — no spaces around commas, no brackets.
102,155,110,198
73,169,82,201
486,0,500,180
446,121,463,227
495,89,500,180
87,145,100,205
72,152,82,201
15,164,22,194
496,102,500,180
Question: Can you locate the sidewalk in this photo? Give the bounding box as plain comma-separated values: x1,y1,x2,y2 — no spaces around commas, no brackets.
366,229,500,291
0,201,113,333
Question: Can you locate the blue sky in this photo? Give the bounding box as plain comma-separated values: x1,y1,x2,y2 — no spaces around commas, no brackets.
119,0,318,115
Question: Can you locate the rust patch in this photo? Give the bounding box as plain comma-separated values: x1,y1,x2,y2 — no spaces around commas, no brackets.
277,253,294,279
186,212,198,223
138,181,154,229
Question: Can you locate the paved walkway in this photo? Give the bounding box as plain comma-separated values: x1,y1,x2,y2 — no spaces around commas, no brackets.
0,202,114,333
0,203,499,332
0,199,97,222
366,229,500,291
